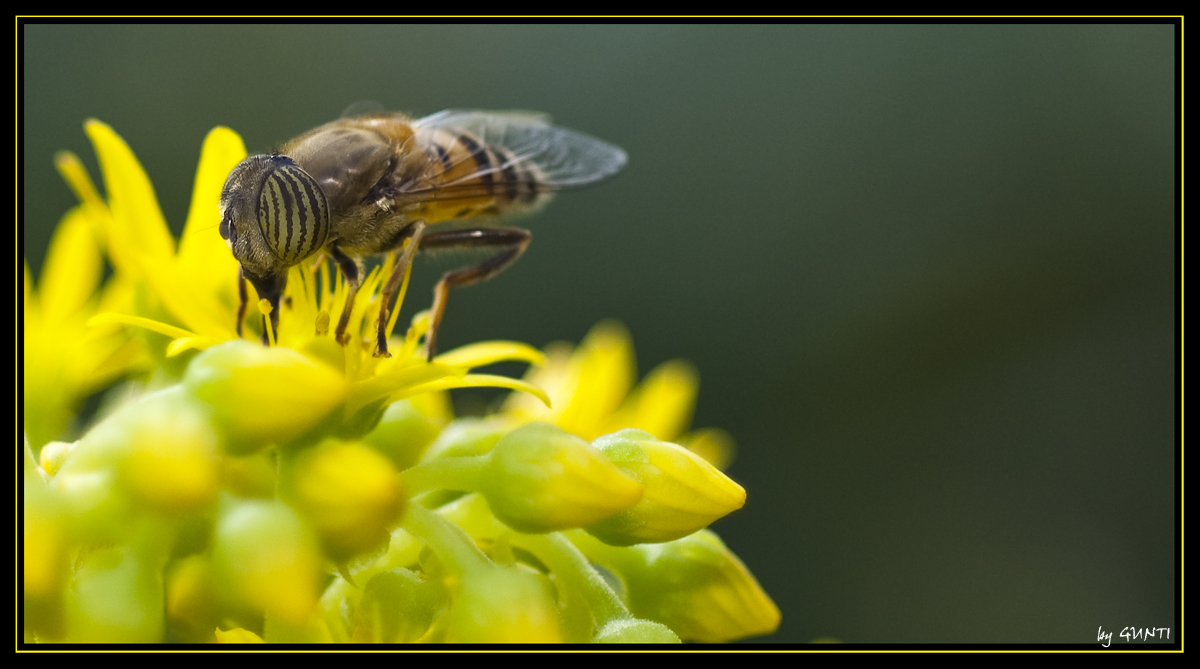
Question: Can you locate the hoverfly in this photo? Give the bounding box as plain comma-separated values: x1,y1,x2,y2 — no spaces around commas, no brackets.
218,109,627,358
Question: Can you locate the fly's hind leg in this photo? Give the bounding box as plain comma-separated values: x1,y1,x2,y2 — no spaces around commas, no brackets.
419,227,532,361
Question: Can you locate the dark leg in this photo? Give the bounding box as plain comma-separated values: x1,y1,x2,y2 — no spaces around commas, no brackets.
329,245,363,346
375,221,427,357
244,271,288,346
236,266,248,339
418,227,532,361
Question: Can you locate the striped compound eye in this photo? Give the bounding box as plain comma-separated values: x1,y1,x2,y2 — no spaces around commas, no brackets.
255,156,330,264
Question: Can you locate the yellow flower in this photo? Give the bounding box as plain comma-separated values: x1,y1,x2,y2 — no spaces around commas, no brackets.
25,119,779,644
502,320,736,469
51,120,551,430
23,192,147,449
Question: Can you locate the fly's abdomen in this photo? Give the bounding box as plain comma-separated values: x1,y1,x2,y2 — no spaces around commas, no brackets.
411,127,552,224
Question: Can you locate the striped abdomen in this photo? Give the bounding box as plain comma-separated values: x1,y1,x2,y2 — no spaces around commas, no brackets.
409,127,552,224
256,157,330,264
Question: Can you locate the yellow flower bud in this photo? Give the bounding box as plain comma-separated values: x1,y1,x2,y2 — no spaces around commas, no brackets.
576,529,780,642
184,340,347,453
165,556,219,642
117,390,220,513
214,627,264,643
38,440,75,477
481,423,642,533
587,429,746,545
24,475,67,638
352,568,443,643
593,618,681,643
65,544,165,642
212,500,322,625
362,399,442,470
289,440,405,561
443,564,564,643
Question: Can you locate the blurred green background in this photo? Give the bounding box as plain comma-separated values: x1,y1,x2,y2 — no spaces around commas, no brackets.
22,23,1177,644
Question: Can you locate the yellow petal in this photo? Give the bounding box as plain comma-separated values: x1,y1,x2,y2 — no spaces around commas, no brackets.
557,321,637,439
608,359,698,442
177,127,246,317
87,312,197,341
38,208,102,322
434,340,547,369
54,150,109,217
345,362,465,417
401,374,552,409
166,335,223,357
83,120,175,272
179,126,246,265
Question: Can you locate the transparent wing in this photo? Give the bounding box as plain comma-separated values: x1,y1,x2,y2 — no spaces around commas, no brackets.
414,109,628,189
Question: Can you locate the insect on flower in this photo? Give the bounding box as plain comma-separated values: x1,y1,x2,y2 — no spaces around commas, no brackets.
218,108,627,359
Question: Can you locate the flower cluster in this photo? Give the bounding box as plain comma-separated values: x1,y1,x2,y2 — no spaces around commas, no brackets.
22,121,779,643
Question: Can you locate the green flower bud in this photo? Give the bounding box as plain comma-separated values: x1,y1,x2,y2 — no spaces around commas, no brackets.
220,450,278,499
593,618,681,643
117,390,221,514
481,423,642,533
352,568,443,643
421,417,508,461
587,429,746,545
65,543,165,642
212,500,322,625
38,440,74,477
443,564,564,643
165,555,219,642
24,474,67,639
49,467,136,544
45,387,221,520
362,399,442,470
214,627,264,643
575,529,780,642
289,439,405,561
184,340,347,453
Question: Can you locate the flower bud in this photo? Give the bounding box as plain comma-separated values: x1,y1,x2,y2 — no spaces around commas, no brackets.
184,340,347,453
38,440,75,477
580,529,780,642
592,618,680,643
24,475,67,638
65,544,165,642
51,389,216,539
289,439,405,561
352,568,443,643
443,564,564,643
214,627,264,643
587,429,745,545
362,399,442,470
420,417,507,461
211,500,322,625
165,555,219,642
116,389,220,513
480,423,642,533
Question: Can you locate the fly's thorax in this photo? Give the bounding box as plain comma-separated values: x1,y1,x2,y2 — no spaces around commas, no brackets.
219,154,330,276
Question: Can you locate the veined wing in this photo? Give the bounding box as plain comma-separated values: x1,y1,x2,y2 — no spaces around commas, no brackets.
410,109,627,198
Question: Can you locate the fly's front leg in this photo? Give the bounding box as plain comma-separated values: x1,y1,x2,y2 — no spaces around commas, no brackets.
235,266,249,339
329,245,364,346
374,220,427,357
419,227,532,361
243,270,287,346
